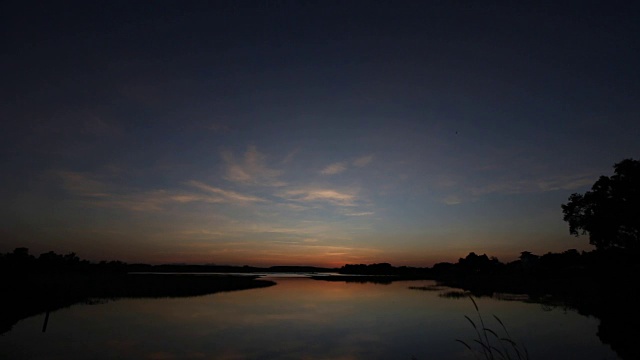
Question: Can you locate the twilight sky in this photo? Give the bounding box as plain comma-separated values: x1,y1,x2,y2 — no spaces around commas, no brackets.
2,1,639,267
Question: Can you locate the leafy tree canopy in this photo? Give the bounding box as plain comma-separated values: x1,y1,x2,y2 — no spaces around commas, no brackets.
562,159,640,251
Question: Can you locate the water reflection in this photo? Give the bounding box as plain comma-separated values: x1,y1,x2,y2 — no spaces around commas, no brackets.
0,277,619,359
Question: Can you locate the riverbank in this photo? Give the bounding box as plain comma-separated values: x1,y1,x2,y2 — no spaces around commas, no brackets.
0,273,275,334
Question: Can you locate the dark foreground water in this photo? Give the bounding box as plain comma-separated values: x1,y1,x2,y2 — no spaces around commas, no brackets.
0,276,619,359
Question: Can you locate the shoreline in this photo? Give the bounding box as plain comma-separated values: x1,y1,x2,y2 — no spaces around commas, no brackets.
0,273,275,335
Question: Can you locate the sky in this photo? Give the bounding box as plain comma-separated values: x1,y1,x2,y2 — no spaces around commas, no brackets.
2,1,639,267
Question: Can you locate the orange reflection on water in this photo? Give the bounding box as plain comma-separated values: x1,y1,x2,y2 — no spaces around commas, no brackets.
0,277,619,360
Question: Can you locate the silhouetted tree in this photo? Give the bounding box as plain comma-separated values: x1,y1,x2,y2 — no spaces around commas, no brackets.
457,252,500,272
562,159,640,251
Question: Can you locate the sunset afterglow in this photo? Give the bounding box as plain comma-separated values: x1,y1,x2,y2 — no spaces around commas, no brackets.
2,2,638,267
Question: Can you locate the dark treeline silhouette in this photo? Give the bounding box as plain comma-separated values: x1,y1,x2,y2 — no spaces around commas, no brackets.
313,262,434,284
437,249,640,360
0,248,336,274
1,247,128,274
0,248,275,335
333,248,639,360
334,248,638,297
339,262,432,277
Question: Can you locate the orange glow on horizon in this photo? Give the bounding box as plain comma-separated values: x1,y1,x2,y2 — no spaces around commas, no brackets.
120,250,479,269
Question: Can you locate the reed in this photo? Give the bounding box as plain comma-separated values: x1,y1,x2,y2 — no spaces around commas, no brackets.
456,295,530,360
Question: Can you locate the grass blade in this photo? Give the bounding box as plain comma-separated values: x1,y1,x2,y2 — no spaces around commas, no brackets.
465,315,477,329
484,328,499,338
494,315,512,338
473,339,492,353
456,339,473,351
469,294,479,311
490,345,507,360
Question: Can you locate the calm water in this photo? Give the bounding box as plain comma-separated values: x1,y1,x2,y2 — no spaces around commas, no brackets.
1,276,619,359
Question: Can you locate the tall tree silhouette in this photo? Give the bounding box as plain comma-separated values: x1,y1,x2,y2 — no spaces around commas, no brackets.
562,159,640,251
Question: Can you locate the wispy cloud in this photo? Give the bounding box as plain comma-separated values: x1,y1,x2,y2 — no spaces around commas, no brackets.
320,162,347,175
281,148,299,164
469,173,595,197
441,195,463,205
534,174,595,192
187,180,265,203
175,229,226,238
344,212,374,216
222,146,285,186
83,189,228,212
58,171,110,198
320,155,374,175
207,123,231,133
57,171,265,212
280,188,357,207
438,172,596,205
97,190,186,212
353,155,374,167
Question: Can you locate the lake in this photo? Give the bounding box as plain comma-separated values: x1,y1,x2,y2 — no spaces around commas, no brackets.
0,275,619,359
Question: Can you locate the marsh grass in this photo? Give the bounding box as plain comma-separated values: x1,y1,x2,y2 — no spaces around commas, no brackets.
456,296,530,360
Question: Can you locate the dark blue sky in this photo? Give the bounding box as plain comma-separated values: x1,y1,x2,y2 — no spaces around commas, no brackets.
2,1,639,266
